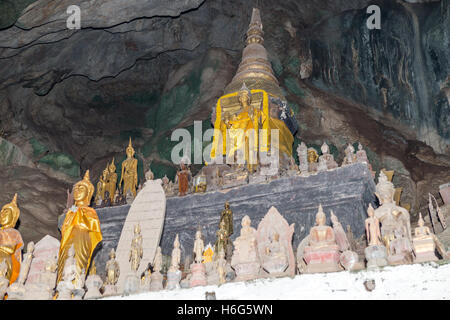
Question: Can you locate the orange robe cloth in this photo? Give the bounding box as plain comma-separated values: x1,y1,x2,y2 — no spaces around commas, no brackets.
0,228,23,284
57,206,102,283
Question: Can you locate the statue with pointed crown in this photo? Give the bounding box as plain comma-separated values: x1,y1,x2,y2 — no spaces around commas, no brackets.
302,205,341,273
209,8,297,173
120,138,138,198
57,170,103,285
106,158,118,203
0,194,24,285
94,168,107,206
374,171,412,265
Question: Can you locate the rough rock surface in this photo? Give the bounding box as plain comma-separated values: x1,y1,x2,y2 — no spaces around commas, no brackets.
2,0,450,242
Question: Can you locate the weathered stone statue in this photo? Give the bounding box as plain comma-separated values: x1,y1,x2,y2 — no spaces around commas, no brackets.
103,248,120,296
0,261,9,299
57,171,102,285
120,138,138,199
412,213,438,263
150,246,163,291
56,245,79,300
297,142,308,174
364,204,388,269
166,235,182,290
231,215,260,281
190,231,207,287
330,211,350,252
25,255,58,300
303,205,341,273
307,147,319,173
106,158,118,203
374,171,413,265
0,194,23,285
341,143,356,166
129,224,143,272
319,142,338,171
84,261,103,300
145,168,154,182
217,249,227,285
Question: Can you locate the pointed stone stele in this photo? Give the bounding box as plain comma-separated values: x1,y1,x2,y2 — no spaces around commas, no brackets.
256,206,295,278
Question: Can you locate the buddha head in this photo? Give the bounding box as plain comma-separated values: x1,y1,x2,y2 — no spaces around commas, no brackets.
134,223,141,235
307,148,318,163
73,170,95,207
0,193,20,229
109,158,116,173
375,171,395,205
241,215,251,228
345,143,355,155
126,137,135,159
224,201,230,210
315,204,326,226
321,142,329,155
102,168,109,180
272,232,280,242
238,82,252,107
195,230,202,240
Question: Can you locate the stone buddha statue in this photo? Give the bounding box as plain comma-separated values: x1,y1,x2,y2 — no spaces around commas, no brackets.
365,204,382,246
374,171,413,264
57,170,103,284
262,232,288,274
120,138,138,198
106,158,118,202
303,205,341,273
412,213,438,262
307,147,319,173
193,230,205,264
169,234,181,273
0,194,23,285
231,215,260,281
342,143,356,166
319,142,338,171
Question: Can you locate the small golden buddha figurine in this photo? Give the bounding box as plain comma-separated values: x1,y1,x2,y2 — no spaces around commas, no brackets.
105,248,120,286
0,194,23,284
412,213,438,263
307,148,319,173
120,138,138,198
214,220,229,259
95,168,108,205
57,170,102,284
129,224,143,272
219,201,233,237
106,158,118,202
308,205,336,248
202,245,214,264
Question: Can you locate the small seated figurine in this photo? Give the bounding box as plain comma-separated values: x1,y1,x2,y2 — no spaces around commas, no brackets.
307,148,319,173
341,143,356,166
231,215,260,281
318,142,338,171
303,205,341,273
412,213,438,263
262,232,288,275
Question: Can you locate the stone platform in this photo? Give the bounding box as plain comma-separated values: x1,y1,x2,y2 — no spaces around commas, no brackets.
59,163,376,276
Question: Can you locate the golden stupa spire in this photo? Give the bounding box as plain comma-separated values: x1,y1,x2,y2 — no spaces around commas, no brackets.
224,8,284,99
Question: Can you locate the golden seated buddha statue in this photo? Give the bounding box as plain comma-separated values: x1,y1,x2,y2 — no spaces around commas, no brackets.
412,213,438,263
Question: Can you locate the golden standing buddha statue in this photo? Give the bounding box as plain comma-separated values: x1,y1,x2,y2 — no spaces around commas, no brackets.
120,138,138,198
95,168,108,204
106,158,118,202
57,170,102,284
0,194,23,284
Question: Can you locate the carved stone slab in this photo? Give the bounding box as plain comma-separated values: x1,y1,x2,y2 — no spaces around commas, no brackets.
256,206,295,277
115,179,166,292
26,235,60,285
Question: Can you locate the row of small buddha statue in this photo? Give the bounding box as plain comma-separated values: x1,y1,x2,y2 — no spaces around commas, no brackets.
296,141,374,176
